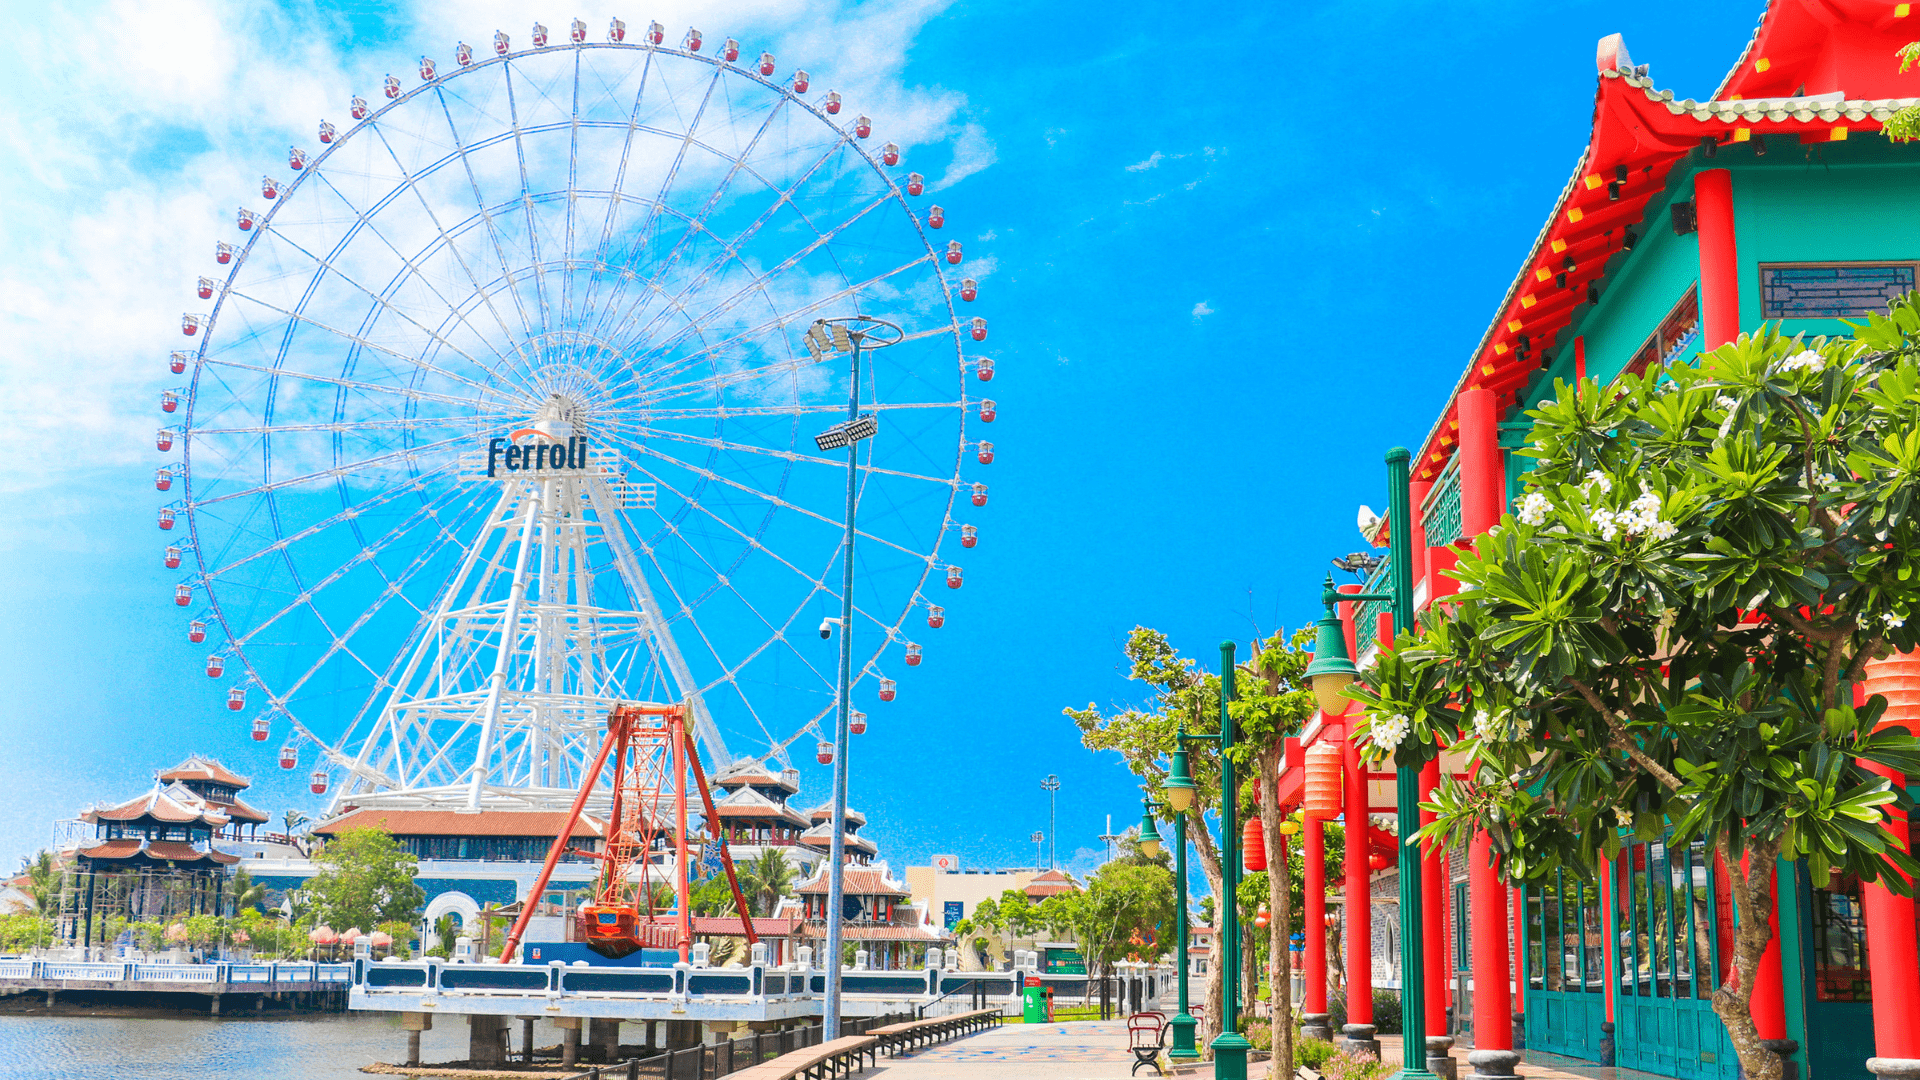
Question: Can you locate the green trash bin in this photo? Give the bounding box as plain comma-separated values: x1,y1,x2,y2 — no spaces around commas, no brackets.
1022,984,1047,1023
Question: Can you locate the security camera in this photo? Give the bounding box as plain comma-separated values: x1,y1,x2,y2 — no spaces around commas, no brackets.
819,617,836,640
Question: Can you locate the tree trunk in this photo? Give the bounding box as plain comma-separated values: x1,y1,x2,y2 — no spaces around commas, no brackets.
1263,744,1294,1078
1191,812,1227,1055
1709,837,1783,1080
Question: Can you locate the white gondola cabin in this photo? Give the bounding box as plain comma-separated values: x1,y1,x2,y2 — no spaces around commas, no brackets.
960,278,977,302
971,482,988,507
927,205,944,229
156,428,176,451
188,620,207,644
164,545,182,569
793,70,810,93
961,524,978,548
927,605,945,629
174,583,192,606
878,678,897,702
155,467,174,492
252,717,269,742
979,399,995,422
206,654,224,678
946,565,964,589
905,643,922,667
230,686,248,712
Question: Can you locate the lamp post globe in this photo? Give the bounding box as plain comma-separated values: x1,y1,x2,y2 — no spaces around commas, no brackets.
1164,748,1195,813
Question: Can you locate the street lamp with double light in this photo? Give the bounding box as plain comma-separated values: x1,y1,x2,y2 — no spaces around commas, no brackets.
811,314,902,1040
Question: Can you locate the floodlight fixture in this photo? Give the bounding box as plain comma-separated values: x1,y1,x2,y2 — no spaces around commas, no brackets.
814,413,878,451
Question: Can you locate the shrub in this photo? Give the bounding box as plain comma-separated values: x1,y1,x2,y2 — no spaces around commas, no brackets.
1321,989,1402,1035
1244,1023,1272,1051
1321,1049,1390,1080
1296,1038,1339,1069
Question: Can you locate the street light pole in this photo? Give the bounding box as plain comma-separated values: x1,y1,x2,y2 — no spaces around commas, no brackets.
1212,642,1252,1079
1041,775,1060,869
1169,794,1198,1061
1303,447,1435,1080
809,315,900,1041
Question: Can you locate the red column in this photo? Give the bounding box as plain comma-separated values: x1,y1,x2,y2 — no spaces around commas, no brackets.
1860,758,1920,1061
1747,853,1787,1044
1421,758,1448,1040
1469,831,1518,1078
1304,815,1329,1034
1600,859,1618,1066
1457,388,1502,537
1337,583,1374,1046
1694,169,1742,349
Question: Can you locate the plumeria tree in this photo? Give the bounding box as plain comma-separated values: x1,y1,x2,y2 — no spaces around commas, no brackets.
1347,302,1920,1080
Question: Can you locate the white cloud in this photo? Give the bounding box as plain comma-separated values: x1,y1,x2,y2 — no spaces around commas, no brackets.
0,0,978,497
1192,301,1214,320
1126,150,1164,172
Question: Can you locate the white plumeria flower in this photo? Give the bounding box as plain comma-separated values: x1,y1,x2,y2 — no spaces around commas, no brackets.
1590,508,1621,541
1779,349,1825,374
1614,807,1632,827
1648,519,1678,540
1519,491,1551,527
1817,473,1839,490
1885,612,1907,629
1584,470,1613,494
1372,712,1412,753
1715,395,1738,411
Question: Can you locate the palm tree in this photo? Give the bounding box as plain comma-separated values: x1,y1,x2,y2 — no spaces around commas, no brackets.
19,851,58,914
227,868,268,915
281,810,311,857
740,850,795,917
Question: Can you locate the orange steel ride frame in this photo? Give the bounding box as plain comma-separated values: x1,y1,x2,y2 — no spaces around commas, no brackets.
499,704,757,964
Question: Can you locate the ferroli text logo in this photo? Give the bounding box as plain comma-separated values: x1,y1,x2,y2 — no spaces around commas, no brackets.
488,429,591,477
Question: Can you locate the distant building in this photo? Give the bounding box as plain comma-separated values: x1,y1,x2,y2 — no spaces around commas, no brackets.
784,862,948,970
903,864,1081,972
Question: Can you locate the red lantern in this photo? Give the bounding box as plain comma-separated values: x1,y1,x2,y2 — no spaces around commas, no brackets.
310,770,329,795
927,205,945,229
946,241,963,265
882,142,899,166
946,565,963,589
188,620,207,644
721,38,739,62
1325,912,1340,929
206,654,224,678
157,428,176,451
1368,852,1393,871
853,115,871,139
1243,815,1267,872
971,483,988,507
158,508,177,531
960,278,977,302
681,27,699,50
1866,650,1920,729
979,400,995,423
906,172,924,196
173,583,192,606
164,546,182,569
758,52,775,76
1254,907,1271,930
155,468,174,492
927,605,944,629
824,91,842,115
878,678,897,702
251,717,269,742
793,70,809,93
289,147,307,171
351,96,369,120
905,643,922,667
279,743,297,769
960,524,977,549
1303,741,1343,818
976,357,994,382
816,740,834,764
976,441,993,465
318,120,336,144
197,277,215,300
229,686,248,712
850,711,867,735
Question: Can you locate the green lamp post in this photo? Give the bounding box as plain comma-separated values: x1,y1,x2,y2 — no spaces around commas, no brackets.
1169,643,1252,1079
1163,751,1199,1061
1305,447,1436,1080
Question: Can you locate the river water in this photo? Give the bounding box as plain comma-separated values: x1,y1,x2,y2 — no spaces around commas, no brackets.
0,1012,569,1079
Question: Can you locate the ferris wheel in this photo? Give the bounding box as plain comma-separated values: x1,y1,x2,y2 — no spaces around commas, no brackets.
155,17,996,809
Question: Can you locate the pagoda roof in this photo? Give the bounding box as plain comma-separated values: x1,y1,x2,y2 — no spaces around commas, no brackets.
713,786,810,825
1411,11,1920,482
84,784,230,828
76,838,239,867
1025,869,1078,898
797,865,906,897
157,755,251,789
689,915,805,937
806,803,866,827
314,808,606,839
221,797,271,824
712,758,801,794
797,923,949,942
798,822,878,855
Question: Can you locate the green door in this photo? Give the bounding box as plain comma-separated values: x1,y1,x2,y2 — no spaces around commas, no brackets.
1613,839,1738,1079
1522,870,1606,1060
1453,880,1473,1041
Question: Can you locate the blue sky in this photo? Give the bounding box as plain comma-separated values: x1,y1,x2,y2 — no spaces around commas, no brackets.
0,0,1770,882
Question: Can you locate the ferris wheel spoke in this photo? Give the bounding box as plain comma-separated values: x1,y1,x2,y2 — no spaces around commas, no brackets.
362,122,544,380
607,191,897,367
601,429,936,565
600,416,958,486
433,85,540,342
623,256,932,404
201,458,470,582
575,49,658,329
596,127,853,347
202,357,512,412
579,62,728,343
250,219,530,403
192,431,474,508
631,400,963,422
192,412,519,437
217,290,526,408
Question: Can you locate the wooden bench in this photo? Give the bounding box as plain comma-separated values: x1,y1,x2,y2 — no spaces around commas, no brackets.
724,1035,879,1080
869,1007,1001,1056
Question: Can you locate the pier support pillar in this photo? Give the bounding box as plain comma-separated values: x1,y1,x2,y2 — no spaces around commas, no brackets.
646,1019,659,1049
521,1017,535,1063
407,1031,420,1066
209,994,222,1017
666,1020,702,1049
468,1014,509,1066
555,1016,582,1066
589,1018,621,1062
43,990,54,1008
